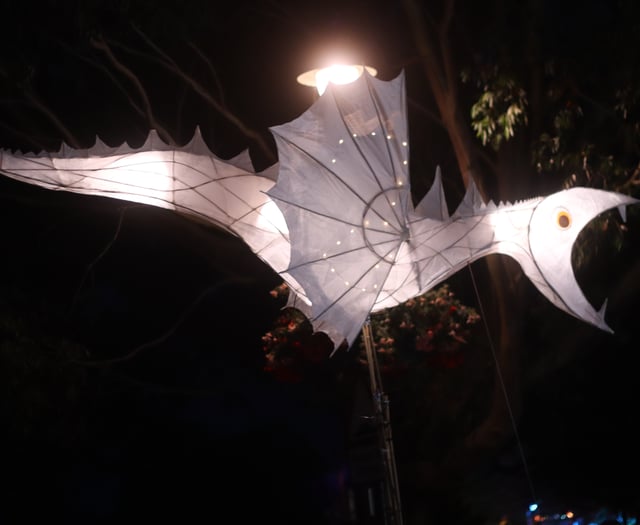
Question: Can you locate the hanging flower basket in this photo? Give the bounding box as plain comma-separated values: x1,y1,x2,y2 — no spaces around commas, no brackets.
262,283,480,380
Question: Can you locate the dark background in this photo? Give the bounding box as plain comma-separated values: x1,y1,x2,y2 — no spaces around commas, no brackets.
0,1,639,524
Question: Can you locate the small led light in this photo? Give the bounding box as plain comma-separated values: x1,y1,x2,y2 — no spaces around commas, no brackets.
338,139,344,144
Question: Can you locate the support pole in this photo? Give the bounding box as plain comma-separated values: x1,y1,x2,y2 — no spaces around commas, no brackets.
362,318,403,525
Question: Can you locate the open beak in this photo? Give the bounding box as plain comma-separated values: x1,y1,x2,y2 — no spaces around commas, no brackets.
527,188,638,333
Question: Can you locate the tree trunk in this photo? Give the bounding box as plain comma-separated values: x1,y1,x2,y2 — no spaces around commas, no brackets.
402,0,524,468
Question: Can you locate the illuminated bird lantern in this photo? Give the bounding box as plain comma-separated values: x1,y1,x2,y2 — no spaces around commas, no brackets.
268,71,638,348
1,71,637,351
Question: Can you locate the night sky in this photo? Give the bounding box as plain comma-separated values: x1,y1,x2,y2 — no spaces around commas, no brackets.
1,1,639,524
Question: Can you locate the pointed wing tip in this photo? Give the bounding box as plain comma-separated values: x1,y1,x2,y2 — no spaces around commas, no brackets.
597,298,614,334
329,339,348,357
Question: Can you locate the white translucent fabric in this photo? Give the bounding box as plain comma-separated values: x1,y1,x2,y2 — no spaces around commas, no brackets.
269,72,412,346
269,71,638,348
0,128,307,304
1,73,637,351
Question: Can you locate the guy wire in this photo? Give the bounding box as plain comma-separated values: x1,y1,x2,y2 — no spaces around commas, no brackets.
467,262,537,506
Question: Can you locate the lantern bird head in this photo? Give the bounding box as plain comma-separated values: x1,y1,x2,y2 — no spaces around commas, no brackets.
525,187,638,332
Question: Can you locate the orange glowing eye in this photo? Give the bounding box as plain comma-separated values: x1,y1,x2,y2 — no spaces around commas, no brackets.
556,210,571,229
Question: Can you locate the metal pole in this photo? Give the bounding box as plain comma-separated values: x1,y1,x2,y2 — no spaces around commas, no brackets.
362,318,403,525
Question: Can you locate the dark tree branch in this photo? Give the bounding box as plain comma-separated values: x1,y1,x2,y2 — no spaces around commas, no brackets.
128,24,276,163
90,36,176,145
56,39,147,121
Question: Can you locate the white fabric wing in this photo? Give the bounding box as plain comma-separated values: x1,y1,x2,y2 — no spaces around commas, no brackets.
0,128,312,305
269,72,419,347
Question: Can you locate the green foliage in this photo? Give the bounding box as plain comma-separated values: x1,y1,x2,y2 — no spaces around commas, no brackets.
519,37,640,197
465,48,640,276
527,74,640,273
571,209,629,275
467,68,528,151
531,92,640,195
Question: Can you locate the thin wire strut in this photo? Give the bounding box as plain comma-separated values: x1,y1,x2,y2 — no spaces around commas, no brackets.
467,263,537,505
362,318,404,525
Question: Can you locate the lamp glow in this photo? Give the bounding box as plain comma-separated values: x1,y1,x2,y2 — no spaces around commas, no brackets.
297,64,377,95
257,199,289,234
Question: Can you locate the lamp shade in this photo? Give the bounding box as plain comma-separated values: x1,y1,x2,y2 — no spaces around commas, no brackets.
297,64,378,95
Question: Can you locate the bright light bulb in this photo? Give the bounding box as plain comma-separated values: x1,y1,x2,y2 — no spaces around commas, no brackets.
258,199,289,234
315,65,360,95
297,64,377,96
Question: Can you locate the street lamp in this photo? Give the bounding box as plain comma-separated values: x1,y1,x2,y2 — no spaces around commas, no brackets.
296,63,378,96
296,59,402,525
